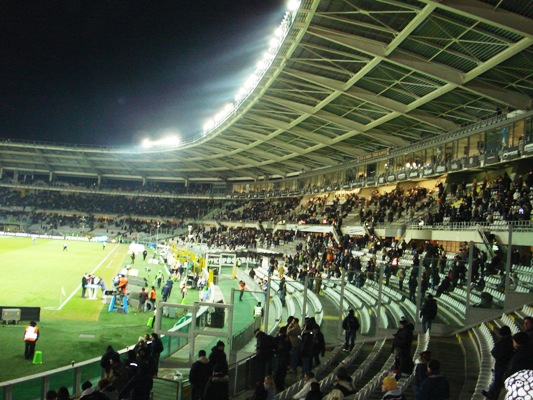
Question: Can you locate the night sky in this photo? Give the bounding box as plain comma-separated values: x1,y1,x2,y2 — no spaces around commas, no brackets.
0,0,287,146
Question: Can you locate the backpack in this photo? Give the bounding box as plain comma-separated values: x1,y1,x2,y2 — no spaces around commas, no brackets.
327,389,344,400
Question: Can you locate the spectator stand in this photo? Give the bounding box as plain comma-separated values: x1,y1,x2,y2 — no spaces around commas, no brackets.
470,323,496,400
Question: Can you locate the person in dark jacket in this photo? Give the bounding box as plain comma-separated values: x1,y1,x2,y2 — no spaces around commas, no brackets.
418,360,450,400
312,325,326,368
272,326,290,391
254,329,274,383
420,294,438,333
342,309,360,351
208,340,228,375
392,317,415,375
481,325,514,400
299,320,315,374
505,332,533,379
118,362,153,400
150,333,164,376
413,350,431,399
203,364,229,400
100,345,118,374
189,350,211,400
304,381,322,400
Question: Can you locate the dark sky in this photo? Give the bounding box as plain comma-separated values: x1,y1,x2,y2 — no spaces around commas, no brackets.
0,0,287,146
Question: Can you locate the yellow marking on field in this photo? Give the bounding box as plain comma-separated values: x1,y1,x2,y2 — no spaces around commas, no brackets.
322,315,340,320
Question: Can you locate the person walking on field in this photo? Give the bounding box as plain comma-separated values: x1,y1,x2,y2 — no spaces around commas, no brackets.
239,280,246,301
24,321,39,360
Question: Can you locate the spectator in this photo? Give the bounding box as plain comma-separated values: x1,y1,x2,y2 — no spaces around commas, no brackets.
56,386,71,400
523,316,533,344
381,376,405,400
287,318,302,374
418,360,450,400
254,329,274,383
505,332,533,379
332,366,355,397
420,294,438,333
482,326,514,400
263,375,276,400
119,362,154,400
305,382,322,400
203,364,229,400
342,309,360,352
151,333,164,376
312,324,326,368
189,350,211,400
392,317,415,376
413,351,431,398
208,340,228,375
293,371,317,400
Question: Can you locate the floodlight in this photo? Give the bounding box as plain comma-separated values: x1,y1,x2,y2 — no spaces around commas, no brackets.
270,37,280,48
287,0,301,12
204,120,215,132
142,139,152,148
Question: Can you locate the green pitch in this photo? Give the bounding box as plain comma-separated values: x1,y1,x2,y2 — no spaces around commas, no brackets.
0,237,168,383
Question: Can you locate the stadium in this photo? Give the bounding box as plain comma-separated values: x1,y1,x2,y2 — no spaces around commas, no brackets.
0,1,533,399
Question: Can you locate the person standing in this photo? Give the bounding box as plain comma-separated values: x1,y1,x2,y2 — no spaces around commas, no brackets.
420,294,438,333
417,359,450,400
203,364,229,400
208,341,228,375
190,350,212,400
342,309,360,351
481,325,514,400
148,286,157,311
139,288,148,312
254,329,274,383
151,333,164,377
143,249,148,261
254,302,264,318
287,317,302,374
239,280,246,301
312,324,326,368
81,273,89,298
392,317,415,376
24,321,39,360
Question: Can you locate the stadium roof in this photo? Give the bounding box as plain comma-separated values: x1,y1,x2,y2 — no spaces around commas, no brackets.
1,0,532,183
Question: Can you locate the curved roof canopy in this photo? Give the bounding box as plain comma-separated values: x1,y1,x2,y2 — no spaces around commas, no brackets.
1,0,532,182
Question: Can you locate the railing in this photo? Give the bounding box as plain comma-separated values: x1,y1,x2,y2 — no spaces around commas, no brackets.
374,220,533,231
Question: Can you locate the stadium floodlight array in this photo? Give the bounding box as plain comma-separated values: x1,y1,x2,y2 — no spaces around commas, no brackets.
202,0,301,135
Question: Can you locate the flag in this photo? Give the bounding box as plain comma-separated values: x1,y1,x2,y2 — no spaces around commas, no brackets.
61,286,66,296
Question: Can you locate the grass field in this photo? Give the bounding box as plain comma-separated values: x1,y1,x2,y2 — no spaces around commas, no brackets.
0,237,172,383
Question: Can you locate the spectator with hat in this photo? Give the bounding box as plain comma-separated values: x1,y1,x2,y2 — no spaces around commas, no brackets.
208,340,228,375
381,376,405,400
